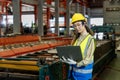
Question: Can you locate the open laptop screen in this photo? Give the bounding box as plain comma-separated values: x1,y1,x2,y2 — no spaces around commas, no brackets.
56,46,82,62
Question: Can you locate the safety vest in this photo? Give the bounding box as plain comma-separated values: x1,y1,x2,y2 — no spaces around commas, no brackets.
73,34,94,60
68,34,95,80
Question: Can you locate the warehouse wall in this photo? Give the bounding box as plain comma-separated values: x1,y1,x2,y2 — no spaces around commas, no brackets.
90,8,103,18
103,0,120,33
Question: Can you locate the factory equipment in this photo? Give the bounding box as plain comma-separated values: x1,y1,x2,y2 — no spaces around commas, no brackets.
0,50,69,80
91,26,115,40
0,35,71,57
0,30,116,80
0,35,71,80
91,26,116,79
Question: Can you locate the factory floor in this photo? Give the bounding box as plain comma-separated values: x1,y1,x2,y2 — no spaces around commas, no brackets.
96,51,120,80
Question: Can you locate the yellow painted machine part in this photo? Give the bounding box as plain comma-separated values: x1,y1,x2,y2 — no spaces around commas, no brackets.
0,60,39,71
0,60,37,65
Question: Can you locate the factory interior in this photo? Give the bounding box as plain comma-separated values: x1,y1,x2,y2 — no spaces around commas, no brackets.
0,0,120,80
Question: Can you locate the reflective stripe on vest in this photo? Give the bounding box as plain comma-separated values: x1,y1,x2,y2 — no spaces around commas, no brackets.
73,67,93,74
84,36,93,56
69,65,72,70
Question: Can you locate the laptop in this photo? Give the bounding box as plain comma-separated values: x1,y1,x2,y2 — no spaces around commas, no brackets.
56,46,83,62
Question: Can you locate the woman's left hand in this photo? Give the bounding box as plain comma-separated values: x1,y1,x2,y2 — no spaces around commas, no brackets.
67,58,77,64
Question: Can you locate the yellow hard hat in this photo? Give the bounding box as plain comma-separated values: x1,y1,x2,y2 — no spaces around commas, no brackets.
71,13,86,24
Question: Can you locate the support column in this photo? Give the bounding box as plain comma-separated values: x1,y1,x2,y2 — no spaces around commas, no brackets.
87,8,91,28
46,0,51,28
12,0,21,34
37,0,43,36
55,0,59,36
82,5,86,15
0,15,2,36
65,0,72,36
34,5,37,24
75,2,80,13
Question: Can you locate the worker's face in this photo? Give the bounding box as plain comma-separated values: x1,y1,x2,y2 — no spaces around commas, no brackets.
73,21,85,33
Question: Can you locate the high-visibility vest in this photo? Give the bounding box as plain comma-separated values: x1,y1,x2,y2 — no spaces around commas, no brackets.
73,34,94,60
68,34,95,80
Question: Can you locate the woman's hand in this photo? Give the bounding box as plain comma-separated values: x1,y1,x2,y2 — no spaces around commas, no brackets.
60,57,77,65
67,58,77,64
77,61,84,67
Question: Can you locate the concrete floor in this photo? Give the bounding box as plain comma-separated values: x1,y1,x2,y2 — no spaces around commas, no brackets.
97,51,120,80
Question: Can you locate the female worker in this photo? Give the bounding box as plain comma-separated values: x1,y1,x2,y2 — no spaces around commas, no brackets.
62,13,96,80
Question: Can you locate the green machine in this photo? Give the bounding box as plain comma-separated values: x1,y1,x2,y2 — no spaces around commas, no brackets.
39,61,69,80
91,25,115,40
91,26,114,33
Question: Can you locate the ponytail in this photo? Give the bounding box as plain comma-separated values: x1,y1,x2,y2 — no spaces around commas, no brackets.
85,25,94,36
81,20,94,36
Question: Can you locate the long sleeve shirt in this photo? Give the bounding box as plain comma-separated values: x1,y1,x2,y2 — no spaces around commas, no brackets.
74,32,95,67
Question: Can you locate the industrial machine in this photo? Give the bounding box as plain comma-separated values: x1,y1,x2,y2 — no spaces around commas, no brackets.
0,35,71,80
0,30,116,80
91,26,116,79
0,50,69,80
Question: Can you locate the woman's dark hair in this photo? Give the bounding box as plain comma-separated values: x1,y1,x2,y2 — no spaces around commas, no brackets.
76,20,94,37
81,20,94,36
85,25,94,36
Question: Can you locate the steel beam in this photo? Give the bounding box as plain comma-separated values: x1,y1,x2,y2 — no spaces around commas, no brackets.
37,0,44,36
65,0,73,36
55,0,59,36
12,0,21,34
21,0,37,5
